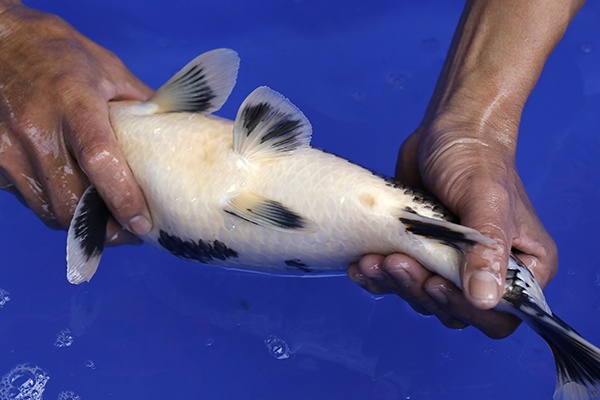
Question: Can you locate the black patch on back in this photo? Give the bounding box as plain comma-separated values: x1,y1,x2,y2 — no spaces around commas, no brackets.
73,187,110,259
399,217,476,249
285,259,312,273
158,230,239,264
169,65,216,112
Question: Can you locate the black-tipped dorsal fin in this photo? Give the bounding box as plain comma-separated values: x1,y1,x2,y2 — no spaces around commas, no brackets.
66,186,110,284
148,48,239,114
233,86,312,162
225,192,316,233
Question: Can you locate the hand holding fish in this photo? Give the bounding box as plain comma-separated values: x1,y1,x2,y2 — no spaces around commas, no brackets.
351,0,580,341
349,123,557,339
0,2,152,243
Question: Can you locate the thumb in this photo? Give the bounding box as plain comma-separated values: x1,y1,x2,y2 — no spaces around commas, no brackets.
457,197,514,310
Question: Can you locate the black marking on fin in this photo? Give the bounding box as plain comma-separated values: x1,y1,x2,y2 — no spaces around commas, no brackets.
233,86,312,160
285,259,312,273
166,65,216,112
158,230,239,264
150,48,239,114
226,192,315,232
66,186,111,284
73,187,110,258
250,199,305,229
400,217,477,249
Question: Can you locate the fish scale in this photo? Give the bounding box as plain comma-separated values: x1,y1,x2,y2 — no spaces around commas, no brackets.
65,48,600,399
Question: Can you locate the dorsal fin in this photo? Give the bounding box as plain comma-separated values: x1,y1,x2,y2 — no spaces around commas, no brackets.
233,86,312,162
148,48,239,114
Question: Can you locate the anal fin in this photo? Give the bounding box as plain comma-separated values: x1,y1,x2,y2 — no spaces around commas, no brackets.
66,186,110,284
225,192,316,232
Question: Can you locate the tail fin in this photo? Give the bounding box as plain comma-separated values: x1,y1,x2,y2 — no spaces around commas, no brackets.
519,301,600,399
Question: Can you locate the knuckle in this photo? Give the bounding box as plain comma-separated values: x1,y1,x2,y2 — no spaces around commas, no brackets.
77,139,115,173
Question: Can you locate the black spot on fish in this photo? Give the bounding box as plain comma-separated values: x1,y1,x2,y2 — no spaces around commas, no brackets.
399,217,477,249
285,259,312,273
158,230,239,264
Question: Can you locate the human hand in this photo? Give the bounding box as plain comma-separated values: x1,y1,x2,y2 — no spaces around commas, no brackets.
0,2,153,244
348,120,558,338
347,0,582,338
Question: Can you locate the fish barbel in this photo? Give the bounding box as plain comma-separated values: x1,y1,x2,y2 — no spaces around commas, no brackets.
66,49,600,399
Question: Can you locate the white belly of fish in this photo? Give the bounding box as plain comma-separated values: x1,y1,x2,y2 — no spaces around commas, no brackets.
111,103,461,274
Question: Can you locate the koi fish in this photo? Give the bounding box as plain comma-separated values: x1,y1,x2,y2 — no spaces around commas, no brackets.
66,48,600,399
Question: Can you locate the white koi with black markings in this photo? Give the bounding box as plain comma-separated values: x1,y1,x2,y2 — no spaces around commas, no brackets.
66,49,600,399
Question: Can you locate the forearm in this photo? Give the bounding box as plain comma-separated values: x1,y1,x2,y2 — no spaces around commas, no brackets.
424,0,585,139
0,0,21,14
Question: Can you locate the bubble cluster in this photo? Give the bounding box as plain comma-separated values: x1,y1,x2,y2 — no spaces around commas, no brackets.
54,329,74,348
58,390,81,400
0,288,10,308
386,73,408,92
264,335,290,360
0,363,50,400
85,360,96,370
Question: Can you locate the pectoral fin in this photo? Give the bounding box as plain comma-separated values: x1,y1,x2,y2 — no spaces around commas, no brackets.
398,210,494,249
148,48,240,114
225,192,316,232
232,86,312,162
66,186,110,284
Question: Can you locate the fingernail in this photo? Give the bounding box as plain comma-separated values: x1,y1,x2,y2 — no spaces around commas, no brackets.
469,271,500,306
426,286,448,305
129,215,152,235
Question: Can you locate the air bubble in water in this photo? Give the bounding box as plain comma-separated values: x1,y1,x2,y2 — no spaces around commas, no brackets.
386,73,408,92
85,360,96,370
264,335,290,360
58,390,81,400
0,363,50,400
581,43,592,54
0,288,10,308
54,329,74,348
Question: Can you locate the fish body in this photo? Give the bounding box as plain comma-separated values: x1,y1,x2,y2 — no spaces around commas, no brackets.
110,103,459,275
66,49,600,399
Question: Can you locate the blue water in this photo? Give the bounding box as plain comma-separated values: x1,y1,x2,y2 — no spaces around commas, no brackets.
1,1,600,399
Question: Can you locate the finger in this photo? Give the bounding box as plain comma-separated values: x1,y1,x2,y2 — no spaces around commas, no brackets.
382,254,468,326
348,255,390,295
457,191,513,310
32,131,90,229
64,96,152,235
424,276,521,338
0,144,59,228
106,218,143,246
